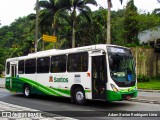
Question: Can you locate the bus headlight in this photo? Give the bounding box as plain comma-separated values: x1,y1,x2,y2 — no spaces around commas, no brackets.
111,84,118,92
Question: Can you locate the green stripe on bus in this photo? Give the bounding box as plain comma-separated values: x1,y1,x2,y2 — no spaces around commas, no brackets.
6,77,71,97
20,77,71,97
20,77,62,96
51,88,70,96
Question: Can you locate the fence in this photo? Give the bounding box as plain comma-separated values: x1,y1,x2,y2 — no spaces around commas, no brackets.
130,47,159,77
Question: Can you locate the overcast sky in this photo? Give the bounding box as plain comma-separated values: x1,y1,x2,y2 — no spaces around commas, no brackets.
0,0,160,27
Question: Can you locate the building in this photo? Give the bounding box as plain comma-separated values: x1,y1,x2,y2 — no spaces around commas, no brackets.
138,26,160,45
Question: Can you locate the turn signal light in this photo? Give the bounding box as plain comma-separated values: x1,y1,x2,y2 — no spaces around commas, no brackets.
111,84,118,92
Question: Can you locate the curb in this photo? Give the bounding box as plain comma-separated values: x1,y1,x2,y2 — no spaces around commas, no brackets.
130,98,160,104
138,89,160,93
130,89,160,104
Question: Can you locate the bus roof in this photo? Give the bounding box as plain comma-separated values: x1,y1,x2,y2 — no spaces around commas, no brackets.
6,44,130,62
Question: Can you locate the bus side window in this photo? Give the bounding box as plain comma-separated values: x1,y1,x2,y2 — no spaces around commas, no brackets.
51,55,66,73
25,59,36,74
37,57,50,73
68,54,77,72
18,60,24,74
68,52,88,72
80,53,88,72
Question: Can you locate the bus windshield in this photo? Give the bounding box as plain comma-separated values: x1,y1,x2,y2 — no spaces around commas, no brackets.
107,47,136,87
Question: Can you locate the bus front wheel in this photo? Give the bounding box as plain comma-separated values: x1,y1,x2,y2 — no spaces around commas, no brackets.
23,84,31,97
73,87,86,105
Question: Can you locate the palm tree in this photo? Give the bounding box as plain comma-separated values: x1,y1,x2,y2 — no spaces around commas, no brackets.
107,0,123,44
76,8,108,45
60,0,97,48
38,0,61,48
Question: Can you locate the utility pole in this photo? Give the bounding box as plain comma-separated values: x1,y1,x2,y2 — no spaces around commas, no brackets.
106,0,111,44
35,0,39,52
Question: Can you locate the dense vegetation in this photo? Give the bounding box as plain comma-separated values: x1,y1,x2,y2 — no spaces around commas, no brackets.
0,0,160,75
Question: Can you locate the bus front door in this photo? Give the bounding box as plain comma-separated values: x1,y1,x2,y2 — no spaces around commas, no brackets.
92,55,107,100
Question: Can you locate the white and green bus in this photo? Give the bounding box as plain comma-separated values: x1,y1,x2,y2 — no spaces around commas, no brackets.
5,44,137,105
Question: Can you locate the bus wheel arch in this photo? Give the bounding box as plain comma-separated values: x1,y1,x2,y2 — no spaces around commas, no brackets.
23,83,31,97
71,84,86,105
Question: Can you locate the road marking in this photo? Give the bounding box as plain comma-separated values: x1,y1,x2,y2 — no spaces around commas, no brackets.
0,101,78,120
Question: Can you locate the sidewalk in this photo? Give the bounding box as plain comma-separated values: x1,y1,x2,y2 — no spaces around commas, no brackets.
130,89,160,104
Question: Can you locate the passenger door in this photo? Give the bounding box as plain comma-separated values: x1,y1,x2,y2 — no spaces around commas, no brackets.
92,55,107,100
10,64,17,89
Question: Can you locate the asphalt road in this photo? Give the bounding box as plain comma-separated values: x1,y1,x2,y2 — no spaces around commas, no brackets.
0,88,160,120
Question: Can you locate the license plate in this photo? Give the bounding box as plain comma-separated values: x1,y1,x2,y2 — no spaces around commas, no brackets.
126,95,131,100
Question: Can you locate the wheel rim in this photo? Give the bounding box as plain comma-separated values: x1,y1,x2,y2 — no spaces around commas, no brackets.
25,87,30,96
76,91,84,102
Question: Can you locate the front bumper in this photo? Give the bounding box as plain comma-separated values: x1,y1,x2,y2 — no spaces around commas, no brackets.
106,90,138,102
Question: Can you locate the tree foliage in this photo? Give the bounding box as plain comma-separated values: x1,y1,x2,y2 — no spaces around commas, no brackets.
0,16,35,74
0,1,160,74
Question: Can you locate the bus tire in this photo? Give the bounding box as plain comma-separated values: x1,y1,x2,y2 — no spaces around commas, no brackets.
73,87,86,105
23,84,31,97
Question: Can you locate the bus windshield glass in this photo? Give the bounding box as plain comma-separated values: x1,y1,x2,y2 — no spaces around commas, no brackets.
107,47,136,87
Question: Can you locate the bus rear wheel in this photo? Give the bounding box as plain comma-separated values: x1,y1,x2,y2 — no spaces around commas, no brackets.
73,87,86,105
23,84,31,97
